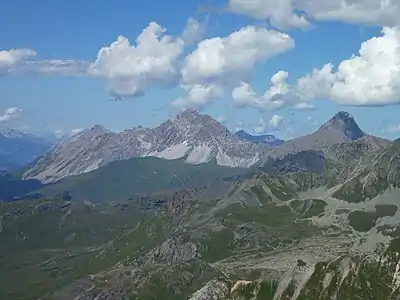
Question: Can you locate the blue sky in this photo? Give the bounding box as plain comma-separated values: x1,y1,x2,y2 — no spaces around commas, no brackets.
1,0,400,139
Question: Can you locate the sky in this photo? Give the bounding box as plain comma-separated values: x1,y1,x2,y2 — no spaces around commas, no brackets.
1,0,400,140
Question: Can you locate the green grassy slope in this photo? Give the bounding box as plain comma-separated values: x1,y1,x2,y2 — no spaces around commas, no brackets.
39,156,246,202
0,197,169,299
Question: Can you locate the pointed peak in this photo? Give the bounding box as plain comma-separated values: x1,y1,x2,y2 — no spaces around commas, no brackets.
89,124,108,132
332,111,355,121
235,129,247,135
319,111,364,140
77,125,109,137
174,109,219,125
323,111,356,126
235,130,252,140
177,108,201,118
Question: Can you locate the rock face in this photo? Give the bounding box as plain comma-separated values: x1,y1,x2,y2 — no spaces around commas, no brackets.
23,110,267,183
188,280,229,300
319,111,364,140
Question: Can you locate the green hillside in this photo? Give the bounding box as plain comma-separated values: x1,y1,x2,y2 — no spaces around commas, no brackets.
39,156,246,202
0,171,43,201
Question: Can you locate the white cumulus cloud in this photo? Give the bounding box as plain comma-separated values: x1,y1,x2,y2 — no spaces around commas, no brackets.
228,0,309,29
269,114,284,129
253,118,267,133
227,0,400,28
182,18,207,45
292,102,315,110
0,48,88,76
295,63,336,102
0,107,22,123
177,26,294,109
237,26,400,109
0,49,36,70
89,22,185,98
182,26,294,85
329,26,400,106
294,26,400,106
232,70,297,110
12,59,89,76
297,0,400,27
171,84,223,109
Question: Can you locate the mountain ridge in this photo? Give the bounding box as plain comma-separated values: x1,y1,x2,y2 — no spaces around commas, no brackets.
23,109,268,183
23,109,390,183
0,127,54,171
234,130,284,146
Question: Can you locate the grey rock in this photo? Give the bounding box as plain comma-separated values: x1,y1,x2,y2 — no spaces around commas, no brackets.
143,235,202,265
24,110,267,183
188,280,229,300
23,110,389,183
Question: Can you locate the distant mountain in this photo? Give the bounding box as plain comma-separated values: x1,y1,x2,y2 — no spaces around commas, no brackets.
268,111,390,158
24,109,268,183
235,130,284,146
23,110,391,184
0,128,54,170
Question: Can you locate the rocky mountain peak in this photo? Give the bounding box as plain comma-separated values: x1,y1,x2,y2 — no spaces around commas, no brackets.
168,109,229,136
175,109,221,125
177,108,200,119
319,111,364,140
76,125,110,138
89,124,109,134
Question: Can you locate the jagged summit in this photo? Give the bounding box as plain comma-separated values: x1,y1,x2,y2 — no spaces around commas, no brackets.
174,109,220,126
88,124,109,133
319,111,364,140
177,108,200,118
79,125,110,135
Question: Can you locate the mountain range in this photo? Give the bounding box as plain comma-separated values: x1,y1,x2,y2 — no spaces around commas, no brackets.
0,128,54,170
23,110,389,184
2,110,400,300
234,130,284,146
